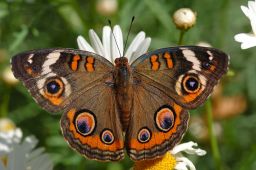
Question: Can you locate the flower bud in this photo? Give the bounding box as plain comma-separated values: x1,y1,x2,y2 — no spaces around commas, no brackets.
96,0,118,16
0,118,16,132
2,66,18,85
173,8,196,30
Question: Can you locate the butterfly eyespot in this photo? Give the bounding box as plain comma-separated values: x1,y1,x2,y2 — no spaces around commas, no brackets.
182,75,201,93
202,61,211,69
44,78,64,97
101,129,114,145
137,127,151,143
74,110,96,136
155,105,175,132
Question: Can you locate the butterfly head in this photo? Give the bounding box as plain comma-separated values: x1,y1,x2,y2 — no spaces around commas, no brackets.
114,57,129,67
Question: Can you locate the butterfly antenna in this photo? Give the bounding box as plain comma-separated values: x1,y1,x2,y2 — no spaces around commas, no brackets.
124,16,135,54
108,19,122,58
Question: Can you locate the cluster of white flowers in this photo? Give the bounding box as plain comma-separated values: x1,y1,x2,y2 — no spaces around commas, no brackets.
0,118,53,170
234,0,256,49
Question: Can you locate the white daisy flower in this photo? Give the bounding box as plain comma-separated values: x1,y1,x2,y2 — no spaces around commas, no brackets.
0,120,53,170
133,141,206,170
171,141,206,170
234,0,256,49
77,25,151,64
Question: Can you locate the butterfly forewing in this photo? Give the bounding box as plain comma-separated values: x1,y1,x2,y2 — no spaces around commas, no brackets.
131,46,229,109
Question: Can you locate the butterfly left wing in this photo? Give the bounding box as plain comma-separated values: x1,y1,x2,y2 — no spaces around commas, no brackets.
125,46,229,161
11,48,125,161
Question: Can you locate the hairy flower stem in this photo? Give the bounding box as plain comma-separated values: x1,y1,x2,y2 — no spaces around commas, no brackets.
206,99,222,170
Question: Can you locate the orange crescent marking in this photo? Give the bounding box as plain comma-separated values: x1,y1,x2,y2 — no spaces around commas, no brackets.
182,88,203,103
163,52,174,68
43,94,63,105
128,103,182,150
150,55,160,71
67,109,124,151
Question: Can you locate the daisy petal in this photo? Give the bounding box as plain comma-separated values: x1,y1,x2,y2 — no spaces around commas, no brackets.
77,36,95,53
111,25,124,62
102,26,112,62
176,157,196,170
248,1,256,15
130,37,151,63
89,29,105,56
241,6,250,18
125,31,146,61
170,141,206,156
234,33,256,49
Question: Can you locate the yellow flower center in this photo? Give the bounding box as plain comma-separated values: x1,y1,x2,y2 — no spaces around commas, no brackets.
133,152,176,170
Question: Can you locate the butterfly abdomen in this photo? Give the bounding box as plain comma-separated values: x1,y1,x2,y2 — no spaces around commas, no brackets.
114,57,134,130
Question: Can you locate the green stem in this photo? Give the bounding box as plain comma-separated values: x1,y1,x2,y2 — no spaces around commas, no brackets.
206,99,222,170
178,30,185,45
0,87,10,118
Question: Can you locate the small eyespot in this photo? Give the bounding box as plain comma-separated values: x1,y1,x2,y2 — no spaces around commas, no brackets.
44,78,64,97
182,75,201,93
74,110,96,136
137,127,151,143
202,61,211,69
101,129,114,145
155,106,175,132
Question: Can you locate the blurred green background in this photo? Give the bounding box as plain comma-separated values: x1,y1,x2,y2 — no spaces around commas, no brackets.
0,0,256,169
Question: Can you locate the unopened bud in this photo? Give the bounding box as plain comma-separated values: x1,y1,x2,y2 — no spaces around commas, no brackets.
173,8,196,30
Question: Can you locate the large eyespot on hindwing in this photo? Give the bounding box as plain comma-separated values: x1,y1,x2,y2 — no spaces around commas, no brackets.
73,109,96,136
154,105,176,132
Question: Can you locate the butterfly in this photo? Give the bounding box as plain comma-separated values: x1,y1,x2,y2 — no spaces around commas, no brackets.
11,46,229,161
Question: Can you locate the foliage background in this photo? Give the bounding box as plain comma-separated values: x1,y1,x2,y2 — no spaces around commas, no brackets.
0,0,256,169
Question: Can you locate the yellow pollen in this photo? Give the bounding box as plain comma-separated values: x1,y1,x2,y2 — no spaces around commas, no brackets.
133,152,176,170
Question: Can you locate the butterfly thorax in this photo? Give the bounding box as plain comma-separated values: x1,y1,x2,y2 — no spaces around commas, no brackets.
114,57,133,131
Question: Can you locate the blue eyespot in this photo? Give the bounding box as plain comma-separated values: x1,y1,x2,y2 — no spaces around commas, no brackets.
47,81,60,94
77,119,90,134
75,111,96,136
155,106,175,132
185,77,199,91
101,129,114,145
137,128,151,143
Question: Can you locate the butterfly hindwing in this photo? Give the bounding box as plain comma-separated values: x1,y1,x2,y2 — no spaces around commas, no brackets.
60,84,125,161
125,83,189,161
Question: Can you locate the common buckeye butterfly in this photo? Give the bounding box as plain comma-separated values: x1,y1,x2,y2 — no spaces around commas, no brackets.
11,46,229,161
